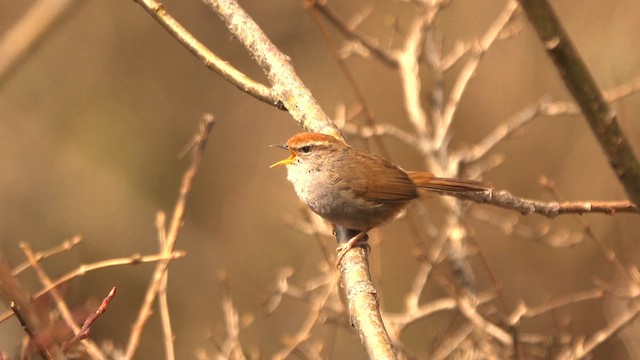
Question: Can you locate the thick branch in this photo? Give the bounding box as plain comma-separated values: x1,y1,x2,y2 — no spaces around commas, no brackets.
518,0,640,207
337,228,397,360
203,0,340,138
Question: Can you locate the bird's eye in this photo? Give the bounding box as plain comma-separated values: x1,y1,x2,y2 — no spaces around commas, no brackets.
300,145,312,154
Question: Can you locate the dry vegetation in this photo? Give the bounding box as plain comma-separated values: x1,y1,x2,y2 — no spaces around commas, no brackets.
1,0,640,359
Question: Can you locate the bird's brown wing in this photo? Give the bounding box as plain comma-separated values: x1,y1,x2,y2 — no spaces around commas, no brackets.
334,150,418,204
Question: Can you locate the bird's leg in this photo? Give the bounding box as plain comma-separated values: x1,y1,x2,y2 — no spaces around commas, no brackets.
336,229,370,264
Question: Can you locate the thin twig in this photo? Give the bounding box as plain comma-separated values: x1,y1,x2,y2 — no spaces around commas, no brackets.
11,236,83,276
559,298,640,359
11,302,51,360
131,0,279,108
61,287,117,353
0,250,185,324
272,272,340,360
155,212,175,360
435,0,519,148
310,0,399,68
124,114,215,359
507,288,604,326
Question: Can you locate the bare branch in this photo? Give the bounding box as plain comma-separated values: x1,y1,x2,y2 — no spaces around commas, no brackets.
518,0,640,207
125,114,215,359
11,235,83,276
559,298,640,359
19,242,107,360
203,0,339,138
435,0,519,148
61,287,116,353
310,0,399,68
131,0,279,108
0,0,85,88
155,212,175,360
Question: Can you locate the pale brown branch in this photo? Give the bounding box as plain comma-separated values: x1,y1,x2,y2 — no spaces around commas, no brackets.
385,292,495,338
272,272,340,360
435,0,519,148
131,0,279,108
398,7,439,138
457,99,550,164
341,123,421,151
0,0,85,88
11,235,83,276
507,288,605,326
155,212,175,360
216,273,249,360
310,0,399,68
457,295,512,346
125,114,215,359
559,298,640,359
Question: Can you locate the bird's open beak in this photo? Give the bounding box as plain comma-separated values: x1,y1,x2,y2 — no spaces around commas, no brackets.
269,144,296,168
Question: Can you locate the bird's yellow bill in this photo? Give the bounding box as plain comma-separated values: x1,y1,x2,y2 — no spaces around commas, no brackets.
270,153,297,168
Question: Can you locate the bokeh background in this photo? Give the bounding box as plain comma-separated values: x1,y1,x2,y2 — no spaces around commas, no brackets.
1,0,640,358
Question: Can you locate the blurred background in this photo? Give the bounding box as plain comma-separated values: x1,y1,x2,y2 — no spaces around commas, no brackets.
1,0,640,358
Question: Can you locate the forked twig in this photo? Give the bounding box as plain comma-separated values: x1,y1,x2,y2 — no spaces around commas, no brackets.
124,114,215,359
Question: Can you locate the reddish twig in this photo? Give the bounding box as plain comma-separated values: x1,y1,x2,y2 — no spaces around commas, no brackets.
10,302,51,360
61,287,116,353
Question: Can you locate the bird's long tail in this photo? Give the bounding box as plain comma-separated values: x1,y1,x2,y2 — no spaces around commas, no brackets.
407,171,492,193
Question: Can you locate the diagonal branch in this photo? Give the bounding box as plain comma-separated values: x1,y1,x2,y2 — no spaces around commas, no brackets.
131,0,280,108
518,0,640,207
203,0,340,138
0,0,85,89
